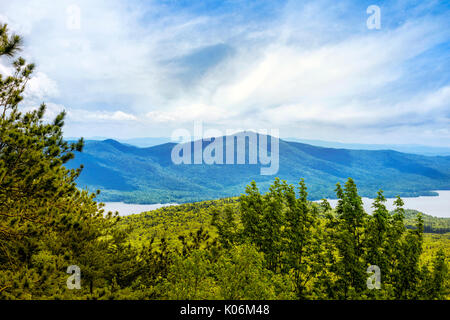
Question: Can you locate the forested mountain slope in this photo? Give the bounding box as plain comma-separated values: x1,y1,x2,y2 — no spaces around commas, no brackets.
66,133,450,203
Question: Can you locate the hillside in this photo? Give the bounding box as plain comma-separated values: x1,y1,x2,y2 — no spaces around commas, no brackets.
66,133,450,203
118,198,450,247
113,178,450,300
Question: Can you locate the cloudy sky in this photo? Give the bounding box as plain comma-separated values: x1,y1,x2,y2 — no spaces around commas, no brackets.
0,0,449,146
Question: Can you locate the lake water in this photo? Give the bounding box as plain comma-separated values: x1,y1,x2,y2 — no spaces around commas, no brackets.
320,190,450,218
104,190,450,218
102,202,177,216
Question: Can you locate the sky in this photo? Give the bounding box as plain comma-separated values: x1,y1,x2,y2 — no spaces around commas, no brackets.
0,0,449,146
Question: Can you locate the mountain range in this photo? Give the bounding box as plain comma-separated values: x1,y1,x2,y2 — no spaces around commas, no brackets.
66,133,450,204
66,136,450,155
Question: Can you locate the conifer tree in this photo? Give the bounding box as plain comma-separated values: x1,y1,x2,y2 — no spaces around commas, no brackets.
0,23,123,299
383,195,407,296
366,190,390,276
428,249,448,299
283,179,318,298
396,213,424,299
240,181,265,250
333,178,368,298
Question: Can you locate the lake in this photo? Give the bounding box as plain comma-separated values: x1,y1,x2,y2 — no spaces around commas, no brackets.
104,190,450,218
320,190,450,218
102,202,177,216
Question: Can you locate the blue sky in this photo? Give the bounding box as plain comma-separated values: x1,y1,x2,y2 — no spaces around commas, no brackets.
0,0,449,146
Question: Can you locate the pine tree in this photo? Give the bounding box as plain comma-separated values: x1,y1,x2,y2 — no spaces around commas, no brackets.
0,23,124,299
366,190,390,277
383,195,407,297
428,249,448,299
333,178,368,298
240,180,265,250
211,205,239,249
396,212,424,299
283,179,319,298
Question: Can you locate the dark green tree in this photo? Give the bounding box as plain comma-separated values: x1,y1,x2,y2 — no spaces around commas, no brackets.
396,213,424,299
366,190,390,276
332,178,368,298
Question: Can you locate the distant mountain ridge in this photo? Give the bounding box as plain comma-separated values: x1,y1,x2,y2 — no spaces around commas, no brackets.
284,138,450,156
65,133,450,204
66,136,450,155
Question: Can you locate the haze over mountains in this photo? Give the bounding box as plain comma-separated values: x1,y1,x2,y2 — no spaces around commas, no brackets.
285,139,450,156
66,133,450,204
67,136,450,156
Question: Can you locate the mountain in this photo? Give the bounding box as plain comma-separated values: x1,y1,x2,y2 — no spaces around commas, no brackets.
66,136,172,148
68,136,450,155
65,132,450,204
119,137,172,148
284,138,450,156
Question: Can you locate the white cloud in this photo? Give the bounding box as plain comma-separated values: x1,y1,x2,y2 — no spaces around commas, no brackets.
141,20,449,132
0,0,448,145
67,109,137,122
260,85,450,128
20,103,138,123
25,71,59,101
146,103,231,123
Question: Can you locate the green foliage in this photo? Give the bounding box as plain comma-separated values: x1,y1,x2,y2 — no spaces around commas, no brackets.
214,244,279,300
118,178,449,300
403,209,450,234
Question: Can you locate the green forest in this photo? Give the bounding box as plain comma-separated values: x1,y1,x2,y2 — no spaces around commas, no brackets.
0,24,448,300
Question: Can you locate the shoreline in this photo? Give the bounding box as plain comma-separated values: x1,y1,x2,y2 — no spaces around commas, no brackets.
102,190,450,218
